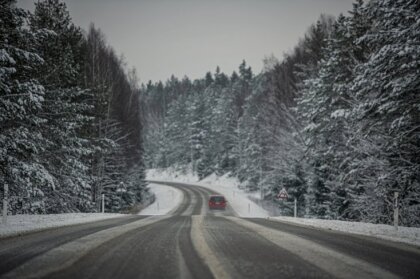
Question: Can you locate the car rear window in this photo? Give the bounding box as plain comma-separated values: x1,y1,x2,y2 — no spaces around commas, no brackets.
210,196,225,202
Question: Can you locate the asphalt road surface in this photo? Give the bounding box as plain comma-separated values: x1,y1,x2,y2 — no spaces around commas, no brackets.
1,181,419,279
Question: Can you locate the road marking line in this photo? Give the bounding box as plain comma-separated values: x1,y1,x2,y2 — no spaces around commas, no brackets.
3,215,169,279
224,216,400,279
176,218,194,279
191,215,231,279
181,188,196,216
191,186,208,216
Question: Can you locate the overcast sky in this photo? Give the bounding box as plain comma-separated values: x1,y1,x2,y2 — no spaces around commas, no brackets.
19,0,354,84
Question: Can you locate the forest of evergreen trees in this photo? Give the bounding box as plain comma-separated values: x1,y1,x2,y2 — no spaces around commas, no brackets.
0,0,418,227
1,0,148,214
142,0,420,226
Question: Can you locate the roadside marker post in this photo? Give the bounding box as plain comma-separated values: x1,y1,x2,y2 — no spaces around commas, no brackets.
2,184,8,224
294,198,297,218
101,194,105,213
118,182,125,211
394,191,399,230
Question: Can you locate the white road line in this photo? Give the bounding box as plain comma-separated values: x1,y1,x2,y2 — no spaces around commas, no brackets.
191,187,209,216
190,215,231,279
224,216,400,279
181,187,196,216
3,216,169,279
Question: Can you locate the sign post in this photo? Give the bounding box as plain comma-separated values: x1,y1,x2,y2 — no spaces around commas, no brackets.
3,184,8,224
394,191,399,230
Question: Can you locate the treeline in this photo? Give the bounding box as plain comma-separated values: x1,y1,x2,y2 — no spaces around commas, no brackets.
0,0,148,214
143,0,419,226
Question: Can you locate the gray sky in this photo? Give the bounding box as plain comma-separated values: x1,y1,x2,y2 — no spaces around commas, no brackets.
19,0,354,84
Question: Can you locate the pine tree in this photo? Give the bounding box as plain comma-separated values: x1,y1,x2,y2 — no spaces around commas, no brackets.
29,0,94,212
30,0,85,88
164,93,190,168
0,0,51,213
297,15,357,218
213,84,238,174
346,0,420,226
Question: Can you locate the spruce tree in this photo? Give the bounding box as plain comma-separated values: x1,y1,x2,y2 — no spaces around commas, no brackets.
0,0,51,213
347,0,420,225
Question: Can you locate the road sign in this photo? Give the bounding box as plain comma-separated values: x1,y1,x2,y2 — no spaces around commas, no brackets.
277,188,288,200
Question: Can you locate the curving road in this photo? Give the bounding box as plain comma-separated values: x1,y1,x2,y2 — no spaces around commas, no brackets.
0,182,419,279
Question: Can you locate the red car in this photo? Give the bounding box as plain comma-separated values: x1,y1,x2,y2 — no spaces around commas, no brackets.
208,195,227,210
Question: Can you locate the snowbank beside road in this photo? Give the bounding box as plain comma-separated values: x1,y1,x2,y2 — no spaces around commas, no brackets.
0,213,126,238
147,168,270,218
139,183,183,215
271,216,420,247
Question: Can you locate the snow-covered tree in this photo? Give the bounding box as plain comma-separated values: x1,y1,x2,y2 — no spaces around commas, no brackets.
28,0,95,213
0,0,148,215
345,0,420,225
0,0,51,213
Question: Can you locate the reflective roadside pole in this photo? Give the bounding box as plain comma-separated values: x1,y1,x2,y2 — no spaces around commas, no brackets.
102,194,105,213
2,184,8,224
394,191,399,230
119,182,125,211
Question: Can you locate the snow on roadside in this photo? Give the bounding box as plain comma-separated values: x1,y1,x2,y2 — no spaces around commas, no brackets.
139,183,183,215
147,168,270,218
199,173,269,218
271,216,420,247
0,213,126,238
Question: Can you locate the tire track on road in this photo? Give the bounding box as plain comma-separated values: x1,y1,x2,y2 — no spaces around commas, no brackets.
47,216,213,279
0,215,147,276
246,218,420,279
1,181,206,278
200,215,332,279
225,216,400,279
2,216,169,279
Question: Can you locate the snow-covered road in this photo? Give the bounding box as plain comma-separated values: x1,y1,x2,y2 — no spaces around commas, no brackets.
1,181,419,279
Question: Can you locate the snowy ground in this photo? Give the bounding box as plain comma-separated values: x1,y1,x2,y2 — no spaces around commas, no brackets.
271,216,420,247
147,168,420,247
139,183,183,215
0,213,126,238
